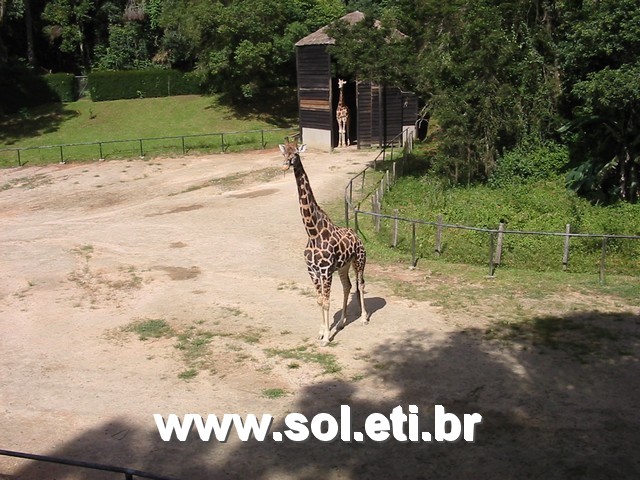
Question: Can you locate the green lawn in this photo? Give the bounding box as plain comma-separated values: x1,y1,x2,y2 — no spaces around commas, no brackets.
0,94,297,167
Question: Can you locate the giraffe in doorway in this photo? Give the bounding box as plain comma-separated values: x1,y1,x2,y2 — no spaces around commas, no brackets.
336,79,350,148
279,139,368,345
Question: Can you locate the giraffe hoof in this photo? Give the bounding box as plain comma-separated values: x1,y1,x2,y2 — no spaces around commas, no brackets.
320,339,330,347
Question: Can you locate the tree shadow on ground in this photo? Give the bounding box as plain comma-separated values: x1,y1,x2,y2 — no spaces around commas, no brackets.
0,104,79,146
10,311,640,479
215,88,299,129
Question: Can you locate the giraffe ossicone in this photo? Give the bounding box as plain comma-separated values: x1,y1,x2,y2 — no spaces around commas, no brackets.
279,139,369,346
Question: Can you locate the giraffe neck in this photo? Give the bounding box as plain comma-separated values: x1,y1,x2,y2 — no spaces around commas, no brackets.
293,157,332,238
338,88,345,108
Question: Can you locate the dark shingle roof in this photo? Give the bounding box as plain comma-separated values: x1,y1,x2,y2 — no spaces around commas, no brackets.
295,11,365,46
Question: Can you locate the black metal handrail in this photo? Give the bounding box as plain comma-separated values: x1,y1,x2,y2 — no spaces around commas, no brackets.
0,448,181,480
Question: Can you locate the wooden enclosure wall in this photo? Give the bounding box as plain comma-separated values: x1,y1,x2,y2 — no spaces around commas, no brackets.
296,45,418,150
357,83,417,147
296,46,332,133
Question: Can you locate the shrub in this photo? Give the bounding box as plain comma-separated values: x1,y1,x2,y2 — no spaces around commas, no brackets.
489,141,569,189
43,73,77,103
0,64,76,113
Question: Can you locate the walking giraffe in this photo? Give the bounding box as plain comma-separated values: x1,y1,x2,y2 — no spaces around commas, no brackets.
279,139,368,345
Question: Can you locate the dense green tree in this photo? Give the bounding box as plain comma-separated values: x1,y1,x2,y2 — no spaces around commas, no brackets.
331,0,562,184
560,0,640,203
160,0,346,101
92,0,164,70
93,21,152,70
42,0,96,70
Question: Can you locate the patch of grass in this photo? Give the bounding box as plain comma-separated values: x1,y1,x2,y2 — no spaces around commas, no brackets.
239,331,262,344
262,388,288,399
178,369,198,380
277,281,316,298
73,244,94,258
175,330,215,363
266,345,342,374
124,318,174,340
372,362,389,370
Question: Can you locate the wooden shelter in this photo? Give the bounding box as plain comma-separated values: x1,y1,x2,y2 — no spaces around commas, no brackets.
295,11,418,151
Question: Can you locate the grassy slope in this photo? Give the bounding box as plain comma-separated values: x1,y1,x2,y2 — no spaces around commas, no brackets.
366,174,640,275
0,95,297,166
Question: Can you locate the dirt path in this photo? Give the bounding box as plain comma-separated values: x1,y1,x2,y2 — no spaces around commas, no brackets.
1,149,638,479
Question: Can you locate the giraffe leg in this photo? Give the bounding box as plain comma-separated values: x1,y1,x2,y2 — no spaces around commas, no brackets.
338,119,345,148
307,271,325,340
353,264,369,325
319,276,332,346
336,264,352,331
345,119,350,147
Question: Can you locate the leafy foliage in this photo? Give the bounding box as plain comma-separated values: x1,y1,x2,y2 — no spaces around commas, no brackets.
159,0,346,101
42,0,96,69
559,0,640,203
93,22,154,70
489,141,569,189
330,0,562,185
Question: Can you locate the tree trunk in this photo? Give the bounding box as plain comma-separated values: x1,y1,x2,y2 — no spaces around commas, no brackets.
24,0,37,67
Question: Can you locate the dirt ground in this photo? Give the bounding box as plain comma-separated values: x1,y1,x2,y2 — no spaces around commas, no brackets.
1,148,639,479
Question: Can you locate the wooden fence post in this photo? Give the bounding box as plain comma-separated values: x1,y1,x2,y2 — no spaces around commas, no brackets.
349,181,353,206
562,224,571,271
371,193,377,228
494,222,505,265
599,236,608,285
411,222,417,267
376,197,382,233
344,197,349,228
392,209,399,247
488,232,496,277
435,214,443,256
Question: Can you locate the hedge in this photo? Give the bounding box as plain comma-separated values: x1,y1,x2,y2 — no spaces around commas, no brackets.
88,69,201,101
0,65,76,114
43,73,77,103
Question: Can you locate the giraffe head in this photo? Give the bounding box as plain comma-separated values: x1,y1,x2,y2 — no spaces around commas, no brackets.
279,140,307,171
338,78,347,89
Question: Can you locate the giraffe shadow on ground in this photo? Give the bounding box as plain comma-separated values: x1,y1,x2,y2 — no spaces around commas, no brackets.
330,294,386,333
